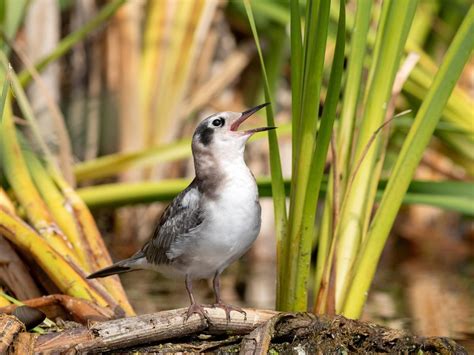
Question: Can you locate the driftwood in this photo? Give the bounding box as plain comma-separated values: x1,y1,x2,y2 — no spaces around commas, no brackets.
34,307,277,353
0,302,467,354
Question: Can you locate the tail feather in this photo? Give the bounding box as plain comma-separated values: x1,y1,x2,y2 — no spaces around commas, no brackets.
87,263,132,279
87,252,145,279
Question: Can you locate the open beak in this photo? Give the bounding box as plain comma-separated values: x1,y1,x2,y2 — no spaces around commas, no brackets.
230,102,276,134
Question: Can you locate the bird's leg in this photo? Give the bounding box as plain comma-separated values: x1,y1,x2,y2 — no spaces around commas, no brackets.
212,271,247,322
184,275,210,322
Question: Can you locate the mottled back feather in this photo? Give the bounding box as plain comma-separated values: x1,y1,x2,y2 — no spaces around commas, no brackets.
142,179,204,265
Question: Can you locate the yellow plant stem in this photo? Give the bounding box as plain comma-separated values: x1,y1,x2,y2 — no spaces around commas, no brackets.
0,288,12,307
0,190,23,307
0,208,108,306
1,60,134,315
0,189,15,214
334,0,418,312
1,96,81,266
52,173,135,316
284,0,331,311
24,151,92,270
140,0,165,144
342,6,474,318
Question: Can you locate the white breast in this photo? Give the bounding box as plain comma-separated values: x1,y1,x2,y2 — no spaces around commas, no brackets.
184,163,261,279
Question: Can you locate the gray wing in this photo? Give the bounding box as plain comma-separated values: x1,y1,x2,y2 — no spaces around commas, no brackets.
142,179,203,265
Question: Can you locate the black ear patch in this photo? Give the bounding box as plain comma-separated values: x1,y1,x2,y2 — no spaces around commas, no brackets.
198,126,214,146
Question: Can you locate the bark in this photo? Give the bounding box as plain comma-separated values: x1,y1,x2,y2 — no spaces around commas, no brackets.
34,307,276,353
239,312,285,354
1,305,466,354
8,332,38,355
0,314,24,353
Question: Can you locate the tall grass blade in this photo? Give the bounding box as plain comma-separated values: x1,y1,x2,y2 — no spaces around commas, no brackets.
342,5,474,319
295,0,345,312
289,0,303,169
279,0,304,312
243,0,288,308
314,0,372,308
0,51,56,167
1,0,28,54
0,64,8,121
286,0,331,312
335,0,418,311
10,41,75,185
235,1,474,158
336,0,371,183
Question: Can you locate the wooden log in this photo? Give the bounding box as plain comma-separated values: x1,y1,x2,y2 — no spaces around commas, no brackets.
0,314,25,353
34,307,277,353
26,307,467,353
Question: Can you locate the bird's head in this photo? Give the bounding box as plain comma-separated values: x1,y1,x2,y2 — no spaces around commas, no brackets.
192,103,274,159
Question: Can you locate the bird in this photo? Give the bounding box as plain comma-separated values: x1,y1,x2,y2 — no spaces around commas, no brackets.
87,103,274,322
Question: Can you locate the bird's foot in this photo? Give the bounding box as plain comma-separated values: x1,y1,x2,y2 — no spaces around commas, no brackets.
184,303,211,323
212,302,247,322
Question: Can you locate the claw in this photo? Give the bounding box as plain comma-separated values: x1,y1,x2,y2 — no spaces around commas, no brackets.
184,303,211,323
212,302,247,322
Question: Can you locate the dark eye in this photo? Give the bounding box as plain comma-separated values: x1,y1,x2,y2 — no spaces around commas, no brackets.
212,118,224,127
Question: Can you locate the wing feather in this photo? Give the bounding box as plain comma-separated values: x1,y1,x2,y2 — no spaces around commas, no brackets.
142,179,203,265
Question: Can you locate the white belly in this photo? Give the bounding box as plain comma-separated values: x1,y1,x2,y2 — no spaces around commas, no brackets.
176,172,261,279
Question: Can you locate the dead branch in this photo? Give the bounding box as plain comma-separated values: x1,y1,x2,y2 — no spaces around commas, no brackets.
240,312,287,355
0,305,466,354
33,307,276,353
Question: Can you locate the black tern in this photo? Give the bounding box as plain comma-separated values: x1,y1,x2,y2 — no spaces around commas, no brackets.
88,103,274,321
